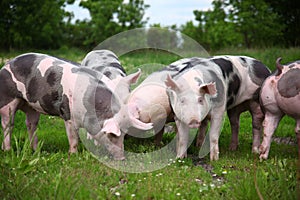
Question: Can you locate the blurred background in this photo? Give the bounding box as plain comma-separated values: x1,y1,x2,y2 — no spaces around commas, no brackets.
0,0,299,52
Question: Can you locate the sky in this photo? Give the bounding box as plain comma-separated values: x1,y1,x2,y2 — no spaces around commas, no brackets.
65,0,213,27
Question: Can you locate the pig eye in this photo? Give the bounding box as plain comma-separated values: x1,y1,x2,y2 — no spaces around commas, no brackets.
198,97,204,104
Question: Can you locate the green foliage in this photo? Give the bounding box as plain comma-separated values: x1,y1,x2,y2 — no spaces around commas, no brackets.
1,0,298,51
183,0,294,51
78,0,149,49
227,0,283,48
265,0,300,46
0,0,73,50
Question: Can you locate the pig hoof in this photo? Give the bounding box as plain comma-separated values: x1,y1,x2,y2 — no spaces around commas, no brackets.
229,144,238,151
176,154,187,159
259,154,268,160
259,145,266,154
210,153,219,161
114,156,126,161
252,147,260,154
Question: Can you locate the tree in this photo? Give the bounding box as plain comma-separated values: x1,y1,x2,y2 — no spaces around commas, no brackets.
265,0,300,46
227,0,283,48
118,0,149,30
0,0,74,50
184,0,241,50
188,0,284,50
147,24,178,50
79,0,149,49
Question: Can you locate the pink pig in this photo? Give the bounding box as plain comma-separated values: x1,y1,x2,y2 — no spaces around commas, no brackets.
259,58,300,159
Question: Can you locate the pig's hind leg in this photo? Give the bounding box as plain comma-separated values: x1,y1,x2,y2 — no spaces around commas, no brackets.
249,100,265,154
21,104,40,150
0,99,21,150
64,120,79,153
227,101,249,151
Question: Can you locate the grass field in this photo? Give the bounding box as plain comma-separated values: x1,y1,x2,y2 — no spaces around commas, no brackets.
0,47,299,199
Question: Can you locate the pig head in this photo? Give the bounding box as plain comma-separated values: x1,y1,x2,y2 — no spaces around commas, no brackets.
259,58,300,159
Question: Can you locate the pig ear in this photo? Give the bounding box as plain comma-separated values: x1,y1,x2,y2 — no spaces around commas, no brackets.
199,82,217,96
124,68,141,84
101,118,121,137
165,74,180,92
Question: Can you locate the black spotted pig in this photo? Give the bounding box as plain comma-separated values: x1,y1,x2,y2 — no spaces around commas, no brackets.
259,58,300,159
165,56,271,160
0,53,152,159
81,50,126,79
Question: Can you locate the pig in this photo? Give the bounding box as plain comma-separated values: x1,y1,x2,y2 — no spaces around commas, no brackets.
0,53,152,160
126,59,194,141
81,50,131,142
259,58,300,159
81,50,126,79
164,56,271,160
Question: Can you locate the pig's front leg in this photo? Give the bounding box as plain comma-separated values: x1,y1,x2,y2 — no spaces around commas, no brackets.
25,109,40,150
259,112,283,160
175,117,190,159
209,111,225,161
64,120,79,153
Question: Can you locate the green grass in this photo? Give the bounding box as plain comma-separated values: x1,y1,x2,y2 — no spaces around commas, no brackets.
0,47,299,199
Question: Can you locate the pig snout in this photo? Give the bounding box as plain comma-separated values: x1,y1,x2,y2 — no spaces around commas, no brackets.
188,118,201,128
107,143,125,160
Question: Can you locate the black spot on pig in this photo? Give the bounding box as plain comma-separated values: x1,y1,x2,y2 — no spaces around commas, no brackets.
27,77,40,102
41,91,61,116
227,74,241,108
9,54,45,84
212,58,233,79
82,83,121,135
46,71,60,86
104,71,112,78
249,60,271,85
60,94,71,120
107,53,118,59
206,70,225,106
277,68,300,98
110,62,126,74
94,86,120,120
240,57,247,64
96,51,104,56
